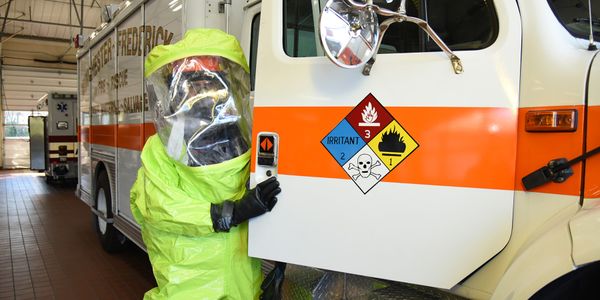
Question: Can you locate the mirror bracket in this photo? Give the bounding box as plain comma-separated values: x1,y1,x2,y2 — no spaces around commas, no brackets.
363,58,375,75
450,55,464,74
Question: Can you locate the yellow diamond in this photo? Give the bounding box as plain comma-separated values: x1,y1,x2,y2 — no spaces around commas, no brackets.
368,120,419,170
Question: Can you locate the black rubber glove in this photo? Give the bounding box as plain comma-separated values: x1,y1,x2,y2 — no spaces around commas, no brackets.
211,177,281,232
260,262,287,300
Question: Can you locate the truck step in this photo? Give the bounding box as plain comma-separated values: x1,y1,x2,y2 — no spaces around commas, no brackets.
262,262,466,300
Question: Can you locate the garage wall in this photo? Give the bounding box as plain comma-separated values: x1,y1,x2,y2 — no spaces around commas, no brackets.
0,65,75,169
3,139,29,169
0,46,3,168
0,107,3,168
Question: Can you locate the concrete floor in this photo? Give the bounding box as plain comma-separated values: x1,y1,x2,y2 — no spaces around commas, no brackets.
0,170,155,300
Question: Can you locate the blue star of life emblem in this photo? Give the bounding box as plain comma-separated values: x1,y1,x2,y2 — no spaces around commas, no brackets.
57,102,67,112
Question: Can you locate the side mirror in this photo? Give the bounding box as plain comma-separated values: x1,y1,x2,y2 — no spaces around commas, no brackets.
319,0,379,68
319,0,463,75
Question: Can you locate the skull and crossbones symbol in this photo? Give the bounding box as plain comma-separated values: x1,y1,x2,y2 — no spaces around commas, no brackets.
348,154,381,181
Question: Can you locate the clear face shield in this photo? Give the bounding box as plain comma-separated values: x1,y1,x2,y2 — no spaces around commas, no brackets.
146,56,252,166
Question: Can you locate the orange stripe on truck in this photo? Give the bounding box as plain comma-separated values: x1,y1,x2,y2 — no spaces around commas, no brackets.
90,125,117,147
116,123,156,151
252,105,591,195
585,105,600,199
252,106,519,191
86,123,156,151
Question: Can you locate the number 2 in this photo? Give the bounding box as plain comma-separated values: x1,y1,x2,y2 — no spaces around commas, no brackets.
341,152,346,160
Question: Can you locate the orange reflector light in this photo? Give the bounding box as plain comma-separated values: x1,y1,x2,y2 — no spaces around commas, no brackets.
525,109,577,132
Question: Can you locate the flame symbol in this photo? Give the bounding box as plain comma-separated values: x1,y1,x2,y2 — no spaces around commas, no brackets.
361,102,378,124
379,127,406,155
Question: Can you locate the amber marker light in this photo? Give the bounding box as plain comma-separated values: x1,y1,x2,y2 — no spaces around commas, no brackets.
525,109,577,132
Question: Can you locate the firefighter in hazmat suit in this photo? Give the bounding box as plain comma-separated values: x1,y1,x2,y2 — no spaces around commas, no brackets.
130,29,281,300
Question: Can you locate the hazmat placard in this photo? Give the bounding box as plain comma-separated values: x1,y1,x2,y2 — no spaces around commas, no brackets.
321,93,419,194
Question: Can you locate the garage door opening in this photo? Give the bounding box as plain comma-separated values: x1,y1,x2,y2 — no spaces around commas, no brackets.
2,110,47,169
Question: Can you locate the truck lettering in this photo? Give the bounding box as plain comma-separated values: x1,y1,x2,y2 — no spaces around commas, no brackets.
111,69,128,90
91,37,113,78
119,93,147,114
118,25,174,57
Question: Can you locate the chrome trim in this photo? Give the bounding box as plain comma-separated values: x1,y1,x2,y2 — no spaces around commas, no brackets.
91,149,116,160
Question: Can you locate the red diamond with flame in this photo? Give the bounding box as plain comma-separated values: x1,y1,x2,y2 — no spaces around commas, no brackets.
345,93,393,142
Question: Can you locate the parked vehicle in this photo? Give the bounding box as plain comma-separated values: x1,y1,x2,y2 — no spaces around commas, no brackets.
30,92,78,182
77,0,600,298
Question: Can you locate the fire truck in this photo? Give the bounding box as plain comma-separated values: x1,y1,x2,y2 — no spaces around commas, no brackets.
77,0,600,298
29,92,78,182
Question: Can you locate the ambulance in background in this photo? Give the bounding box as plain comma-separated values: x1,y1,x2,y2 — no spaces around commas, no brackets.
29,92,78,182
77,0,600,299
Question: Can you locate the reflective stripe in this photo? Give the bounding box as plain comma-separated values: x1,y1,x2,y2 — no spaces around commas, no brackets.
586,105,600,198
117,123,156,151
48,136,77,142
79,123,156,151
49,153,77,158
48,143,77,151
82,123,156,151
252,106,518,191
49,158,77,162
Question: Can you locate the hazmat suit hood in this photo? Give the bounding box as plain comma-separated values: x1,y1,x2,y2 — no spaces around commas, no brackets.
145,28,252,166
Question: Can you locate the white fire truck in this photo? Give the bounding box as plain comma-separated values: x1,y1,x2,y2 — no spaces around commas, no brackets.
29,92,78,182
77,0,600,298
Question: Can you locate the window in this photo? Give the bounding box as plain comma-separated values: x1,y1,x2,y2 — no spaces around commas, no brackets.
283,0,498,57
3,111,46,139
250,13,261,90
283,0,321,57
548,0,600,41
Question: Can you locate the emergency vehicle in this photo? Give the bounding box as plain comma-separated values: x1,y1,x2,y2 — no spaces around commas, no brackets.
76,0,600,298
29,92,78,182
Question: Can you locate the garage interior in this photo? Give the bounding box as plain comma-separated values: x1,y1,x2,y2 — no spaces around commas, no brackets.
0,0,598,299
0,1,155,299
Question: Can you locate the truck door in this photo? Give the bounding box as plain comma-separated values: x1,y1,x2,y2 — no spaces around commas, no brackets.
524,0,600,206
28,116,46,171
249,0,521,288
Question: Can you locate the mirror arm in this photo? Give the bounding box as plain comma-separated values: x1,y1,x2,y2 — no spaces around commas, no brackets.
398,0,406,15
363,18,395,76
332,0,463,74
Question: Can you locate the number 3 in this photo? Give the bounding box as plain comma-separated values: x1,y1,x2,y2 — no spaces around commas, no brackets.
365,130,371,139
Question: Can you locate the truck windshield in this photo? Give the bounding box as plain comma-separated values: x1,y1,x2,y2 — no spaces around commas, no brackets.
548,0,600,41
